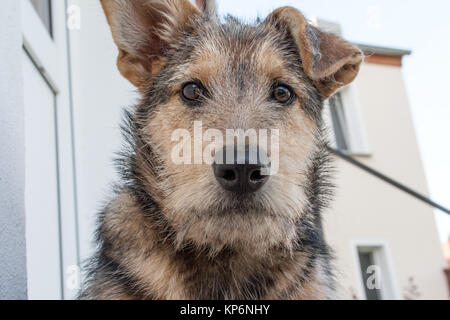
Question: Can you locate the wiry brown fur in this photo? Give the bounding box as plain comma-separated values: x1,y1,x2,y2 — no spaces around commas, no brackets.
80,0,361,300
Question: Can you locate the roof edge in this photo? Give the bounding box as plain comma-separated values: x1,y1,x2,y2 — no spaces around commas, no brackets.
354,43,412,57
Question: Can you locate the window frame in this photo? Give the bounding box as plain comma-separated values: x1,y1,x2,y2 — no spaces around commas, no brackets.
327,90,350,151
29,0,53,37
22,0,58,91
351,240,401,300
324,84,371,156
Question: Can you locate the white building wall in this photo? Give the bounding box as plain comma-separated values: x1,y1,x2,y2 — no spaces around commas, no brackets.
67,0,138,260
0,0,28,300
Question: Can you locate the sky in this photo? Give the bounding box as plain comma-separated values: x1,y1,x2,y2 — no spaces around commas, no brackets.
216,0,450,241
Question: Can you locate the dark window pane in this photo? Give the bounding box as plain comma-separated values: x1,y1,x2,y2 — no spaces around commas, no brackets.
358,251,382,300
30,0,53,37
329,93,349,151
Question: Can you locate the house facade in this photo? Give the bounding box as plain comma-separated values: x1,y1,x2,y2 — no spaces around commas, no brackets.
322,44,448,300
0,0,447,299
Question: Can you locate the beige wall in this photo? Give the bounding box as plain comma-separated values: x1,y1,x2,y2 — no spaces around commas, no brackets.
324,62,448,299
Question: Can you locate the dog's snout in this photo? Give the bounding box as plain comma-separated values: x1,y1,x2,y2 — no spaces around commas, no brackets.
213,146,270,194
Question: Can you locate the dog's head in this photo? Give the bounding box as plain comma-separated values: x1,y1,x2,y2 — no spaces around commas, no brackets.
101,0,362,254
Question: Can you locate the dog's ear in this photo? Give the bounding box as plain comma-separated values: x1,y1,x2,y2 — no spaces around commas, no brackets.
195,0,217,18
265,7,363,99
100,0,200,88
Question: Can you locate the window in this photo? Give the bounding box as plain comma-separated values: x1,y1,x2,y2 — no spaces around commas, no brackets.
324,86,370,155
328,92,350,151
354,244,398,300
358,249,382,300
30,0,53,37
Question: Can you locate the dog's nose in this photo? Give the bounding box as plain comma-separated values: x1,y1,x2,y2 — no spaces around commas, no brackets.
212,146,270,194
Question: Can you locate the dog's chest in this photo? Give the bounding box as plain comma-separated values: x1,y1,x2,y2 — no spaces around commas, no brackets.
139,249,310,300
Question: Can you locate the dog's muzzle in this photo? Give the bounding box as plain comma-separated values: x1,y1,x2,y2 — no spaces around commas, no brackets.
212,145,270,194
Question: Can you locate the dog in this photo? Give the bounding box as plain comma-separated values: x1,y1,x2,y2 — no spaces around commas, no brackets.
80,0,362,299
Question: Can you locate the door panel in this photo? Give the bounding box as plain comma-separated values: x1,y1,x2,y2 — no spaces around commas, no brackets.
23,51,62,300
22,0,80,299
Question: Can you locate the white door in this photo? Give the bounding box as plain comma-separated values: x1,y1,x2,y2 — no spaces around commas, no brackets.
23,49,62,300
21,0,79,299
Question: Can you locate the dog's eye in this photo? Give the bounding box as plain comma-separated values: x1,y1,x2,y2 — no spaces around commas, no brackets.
272,84,294,105
181,82,202,102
